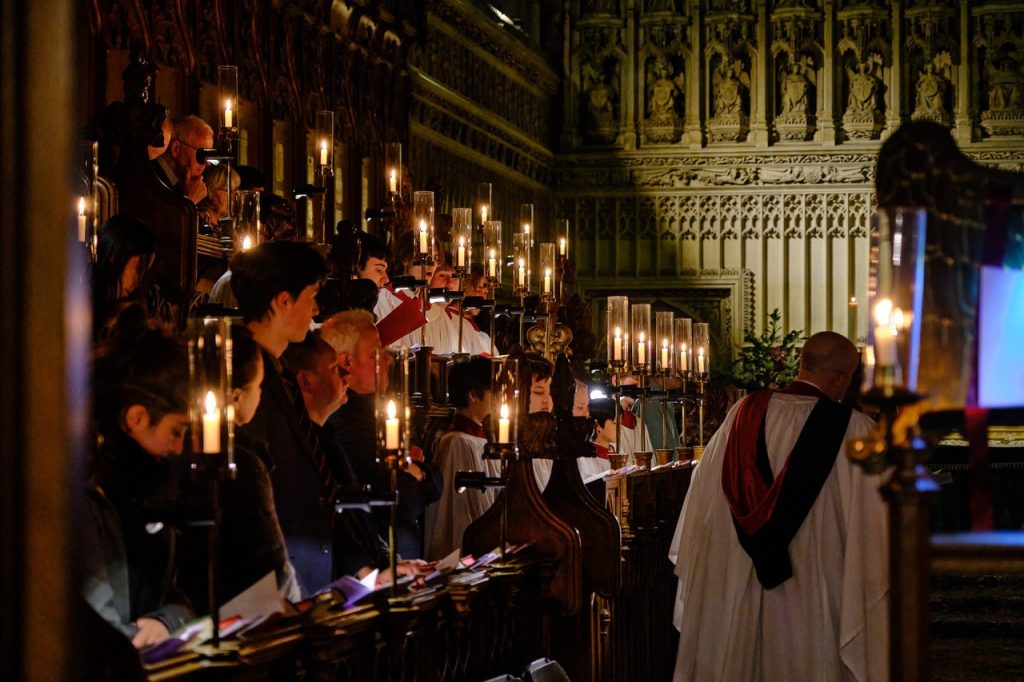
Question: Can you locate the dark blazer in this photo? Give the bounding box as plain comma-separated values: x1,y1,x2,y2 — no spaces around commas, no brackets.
240,349,334,597
327,391,443,560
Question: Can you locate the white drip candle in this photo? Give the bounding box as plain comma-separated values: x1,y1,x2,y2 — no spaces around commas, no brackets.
224,99,233,128
543,268,551,294
697,347,706,374
202,390,221,454
559,238,567,256
613,327,623,362
418,220,428,254
77,196,87,242
637,332,647,367
488,250,497,278
319,140,328,167
517,259,526,288
385,400,400,450
457,238,466,268
498,402,510,443
661,338,669,371
388,169,397,194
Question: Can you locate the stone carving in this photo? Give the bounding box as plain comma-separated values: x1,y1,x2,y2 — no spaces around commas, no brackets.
579,26,626,145
843,57,884,139
709,59,750,142
981,54,1024,137
776,59,816,141
911,60,952,127
644,57,684,142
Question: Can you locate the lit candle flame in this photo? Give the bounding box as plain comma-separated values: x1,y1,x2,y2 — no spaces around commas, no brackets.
500,403,510,420
241,235,252,251
387,399,397,420
204,390,218,415
78,196,86,215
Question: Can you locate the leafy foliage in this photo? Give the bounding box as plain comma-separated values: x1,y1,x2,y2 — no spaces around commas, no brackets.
729,309,803,390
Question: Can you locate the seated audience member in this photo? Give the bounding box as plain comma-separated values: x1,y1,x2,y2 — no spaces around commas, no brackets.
92,214,158,335
82,306,193,648
281,332,421,584
153,115,214,205
231,241,335,597
424,357,499,561
178,326,300,608
197,163,241,235
321,310,442,560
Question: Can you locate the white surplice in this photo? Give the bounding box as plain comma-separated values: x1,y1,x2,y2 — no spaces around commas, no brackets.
668,392,889,682
423,429,501,561
419,303,492,356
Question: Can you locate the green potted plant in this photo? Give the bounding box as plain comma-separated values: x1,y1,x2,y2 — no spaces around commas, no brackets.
729,309,804,392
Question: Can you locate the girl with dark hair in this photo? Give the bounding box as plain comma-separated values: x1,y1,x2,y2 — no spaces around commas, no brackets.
82,305,192,649
92,214,158,335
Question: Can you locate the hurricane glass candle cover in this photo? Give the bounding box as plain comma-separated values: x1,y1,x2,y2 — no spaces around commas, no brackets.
218,66,239,135
693,322,710,377
631,304,652,374
413,191,435,263
385,142,401,199
539,242,555,300
187,316,235,469
483,220,502,285
519,203,534,247
674,317,692,374
607,296,629,370
490,356,519,447
315,110,334,172
656,311,674,376
512,232,531,296
375,348,411,456
78,140,98,246
452,208,473,277
233,190,261,252
477,183,492,227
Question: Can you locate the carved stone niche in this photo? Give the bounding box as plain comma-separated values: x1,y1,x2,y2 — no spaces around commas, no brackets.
977,11,1024,138
640,19,688,145
905,2,957,130
836,2,890,140
771,2,823,142
705,7,755,144
580,268,754,371
578,21,626,146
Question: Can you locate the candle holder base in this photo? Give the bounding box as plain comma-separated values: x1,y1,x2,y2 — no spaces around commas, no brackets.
675,446,694,462
691,446,705,461
633,451,653,469
608,453,628,470
654,448,673,467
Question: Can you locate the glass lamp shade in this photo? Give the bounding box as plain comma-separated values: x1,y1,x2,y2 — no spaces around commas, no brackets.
655,311,674,375
607,296,629,369
483,221,502,285
217,66,239,132
512,232,531,296
413,191,435,262
375,349,411,455
477,183,492,226
490,356,519,446
451,208,473,276
187,316,235,467
631,304,652,373
674,317,693,374
385,142,401,198
538,243,555,300
233,190,261,253
693,322,710,377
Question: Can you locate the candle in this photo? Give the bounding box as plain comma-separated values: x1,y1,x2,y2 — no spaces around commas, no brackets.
457,237,466,268
241,235,252,251
202,390,220,454
874,326,897,366
77,196,87,242
418,220,428,254
388,169,397,194
849,296,858,341
637,332,647,367
488,250,497,278
543,268,551,294
517,259,526,288
613,327,623,362
385,399,400,450
224,99,233,128
559,238,567,256
661,338,669,371
697,347,705,374
498,402,510,443
480,205,488,224
319,140,328,167
679,344,688,372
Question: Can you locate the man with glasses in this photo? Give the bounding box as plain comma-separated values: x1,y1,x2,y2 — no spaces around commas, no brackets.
154,114,213,205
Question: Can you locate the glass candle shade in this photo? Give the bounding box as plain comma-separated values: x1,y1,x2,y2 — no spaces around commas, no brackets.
413,191,435,262
655,311,674,375
385,142,402,198
555,219,570,259
693,322,710,376
607,296,629,369
490,356,519,446
79,140,98,245
451,208,473,277
375,348,411,455
483,220,502,285
218,65,239,133
477,182,492,227
631,304,652,373
233,190,261,253
674,317,693,374
315,110,334,172
519,203,534,247
512,232,531,296
187,316,235,467
538,242,555,300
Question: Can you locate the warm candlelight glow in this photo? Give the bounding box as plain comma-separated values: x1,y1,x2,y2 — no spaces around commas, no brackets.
385,399,399,450
637,332,647,367
319,140,328,167
77,196,87,242
488,249,497,278
613,326,623,362
241,235,252,251
388,169,397,194
480,205,488,223
202,390,220,453
559,238,567,256
457,237,466,268
498,402,510,443
661,338,669,371
543,267,552,294
517,258,526,288
224,98,233,128
418,219,428,254
697,347,706,374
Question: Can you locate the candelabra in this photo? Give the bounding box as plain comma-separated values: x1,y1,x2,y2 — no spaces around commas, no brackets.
313,110,334,245
374,348,412,598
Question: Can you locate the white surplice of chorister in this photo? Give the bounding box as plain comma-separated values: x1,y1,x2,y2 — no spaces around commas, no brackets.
668,393,889,682
416,302,493,356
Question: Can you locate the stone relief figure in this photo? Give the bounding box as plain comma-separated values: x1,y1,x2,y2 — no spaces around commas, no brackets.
846,61,880,115
842,55,884,139
776,57,816,141
987,56,1023,112
714,67,744,116
647,58,683,118
781,62,811,116
709,58,751,142
912,62,952,126
582,59,618,142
